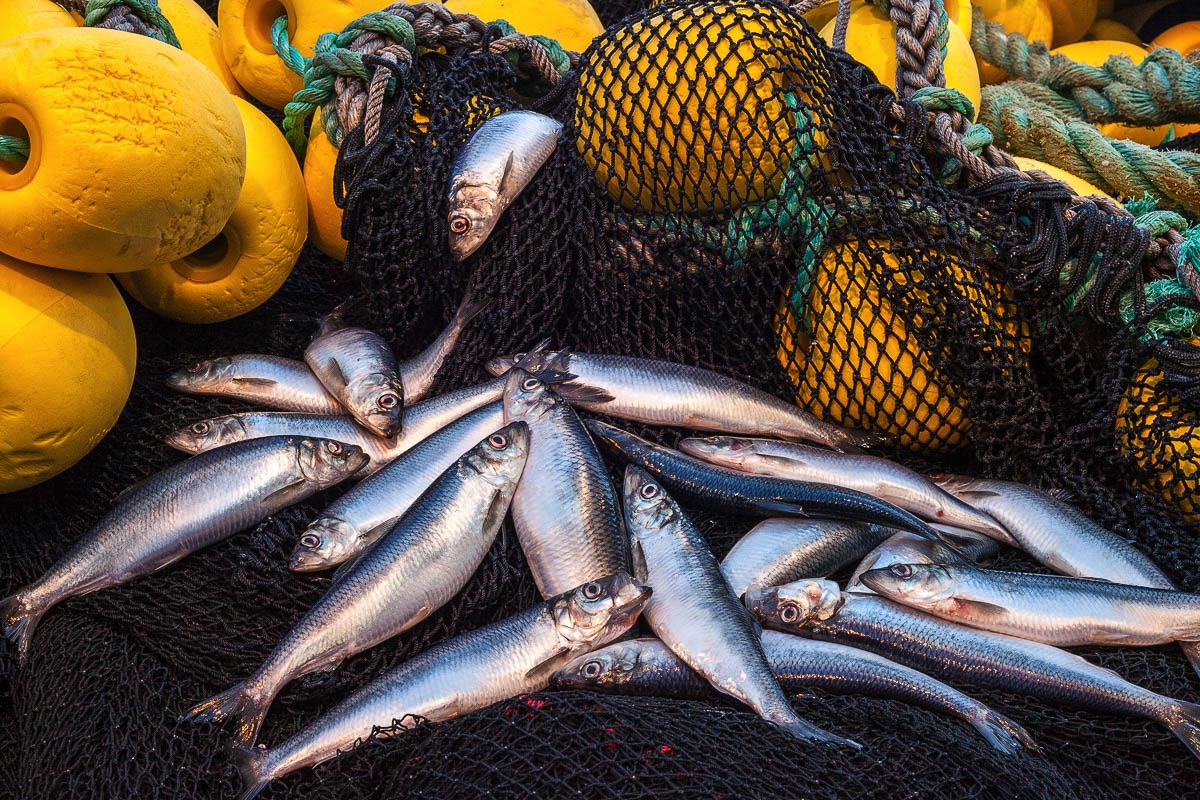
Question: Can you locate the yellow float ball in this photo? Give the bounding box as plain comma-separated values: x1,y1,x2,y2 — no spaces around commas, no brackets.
158,0,245,96
1012,156,1112,198
1152,20,1200,54
219,0,390,110
1045,0,1099,47
0,253,136,493
1051,40,1170,145
576,2,825,215
974,0,1054,85
117,98,306,323
0,28,246,273
303,117,347,261
819,2,981,120
1083,18,1145,45
443,0,604,52
0,0,76,42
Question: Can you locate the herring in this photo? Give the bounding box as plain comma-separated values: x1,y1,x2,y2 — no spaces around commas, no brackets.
721,518,893,599
232,573,650,799
552,632,1036,755
0,437,367,664
861,562,1200,647
681,436,1011,542
289,401,506,571
503,370,627,598
447,110,561,260
846,528,999,594
305,311,404,437
182,423,530,746
486,346,877,451
167,355,344,415
623,465,857,746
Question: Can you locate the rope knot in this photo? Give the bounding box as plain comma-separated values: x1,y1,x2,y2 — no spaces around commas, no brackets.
911,86,976,119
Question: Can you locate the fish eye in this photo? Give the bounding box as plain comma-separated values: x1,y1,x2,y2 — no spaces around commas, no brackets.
582,660,603,678
890,564,914,579
186,361,205,373
639,483,659,500
378,393,399,410
449,214,471,235
521,377,540,391
488,433,509,449
779,602,800,624
325,441,343,455
582,582,603,600
191,422,210,435
299,533,322,549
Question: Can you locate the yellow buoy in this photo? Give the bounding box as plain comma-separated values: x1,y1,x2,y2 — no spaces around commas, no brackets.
1152,20,1200,54
117,97,306,323
1012,156,1112,199
303,117,348,261
1083,18,1145,45
1045,0,1099,46
1051,40,1170,146
0,253,136,493
158,0,246,96
443,0,604,52
0,28,246,273
974,0,1054,85
0,0,77,42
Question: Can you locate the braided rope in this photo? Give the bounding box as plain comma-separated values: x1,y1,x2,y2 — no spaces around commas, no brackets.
56,0,180,46
884,0,949,101
0,135,29,165
969,7,1200,127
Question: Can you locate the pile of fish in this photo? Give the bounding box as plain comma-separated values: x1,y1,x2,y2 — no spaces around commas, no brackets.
5,302,1200,800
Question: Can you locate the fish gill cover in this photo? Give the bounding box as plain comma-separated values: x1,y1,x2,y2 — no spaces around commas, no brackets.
2,0,1200,797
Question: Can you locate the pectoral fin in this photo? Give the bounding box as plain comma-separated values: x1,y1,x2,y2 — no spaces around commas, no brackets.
524,647,572,683
229,377,279,388
951,598,1011,622
261,479,311,508
497,151,520,200
322,358,348,391
630,538,649,583
956,490,1002,501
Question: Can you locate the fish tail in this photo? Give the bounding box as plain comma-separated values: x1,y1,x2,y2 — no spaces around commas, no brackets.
1177,640,1200,679
771,707,862,748
1167,700,1200,761
828,425,891,453
1,592,45,666
231,744,271,800
181,682,269,745
454,289,488,329
972,708,1038,755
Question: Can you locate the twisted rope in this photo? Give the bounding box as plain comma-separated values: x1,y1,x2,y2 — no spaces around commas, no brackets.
56,0,180,46
0,135,29,165
969,7,1200,127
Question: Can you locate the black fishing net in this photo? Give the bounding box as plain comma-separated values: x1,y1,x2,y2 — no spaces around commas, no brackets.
4,0,1200,798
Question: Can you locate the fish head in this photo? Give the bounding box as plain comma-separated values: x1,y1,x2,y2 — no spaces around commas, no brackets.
502,369,557,424
858,563,955,606
676,435,748,468
166,357,235,391
744,578,844,631
290,517,358,571
165,416,249,454
465,421,531,488
447,188,500,261
550,640,645,691
552,572,652,652
347,374,404,437
622,466,678,535
297,438,370,488
485,342,570,378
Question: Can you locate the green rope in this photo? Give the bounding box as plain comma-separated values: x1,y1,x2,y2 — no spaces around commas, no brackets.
980,86,1200,217
81,0,181,47
271,15,308,77
0,134,29,165
969,7,1200,127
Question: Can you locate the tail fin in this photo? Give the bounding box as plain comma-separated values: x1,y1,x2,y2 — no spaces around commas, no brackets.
972,709,1039,755
231,744,271,800
1178,641,1200,679
181,682,270,747
1,593,44,666
771,707,862,749
454,290,487,330
830,425,891,453
1167,700,1200,762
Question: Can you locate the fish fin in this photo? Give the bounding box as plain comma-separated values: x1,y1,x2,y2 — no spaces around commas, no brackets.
330,548,372,585
555,382,616,404
832,426,892,453
630,538,650,583
455,290,488,328
773,713,862,748
974,709,1039,755
1179,641,1200,679
750,500,807,517
497,151,520,200
1,594,43,667
1167,700,1200,762
228,377,280,388
182,682,270,747
954,489,1003,501
322,358,348,391
482,488,509,540
261,479,312,508
524,647,572,683
751,452,812,471
231,744,270,800
950,598,1010,621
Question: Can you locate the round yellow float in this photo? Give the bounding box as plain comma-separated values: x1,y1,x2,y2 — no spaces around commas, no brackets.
0,28,246,273
1051,40,1170,146
1045,0,1098,47
0,0,76,42
1012,156,1112,198
0,253,136,493
117,97,306,323
1083,18,1145,45
974,0,1054,85
158,0,245,96
303,117,347,261
443,0,604,52
1152,20,1200,53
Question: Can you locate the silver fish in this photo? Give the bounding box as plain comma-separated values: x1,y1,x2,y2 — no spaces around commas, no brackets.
749,583,1200,762
233,573,650,800
623,465,856,745
503,369,627,598
485,347,877,451
931,473,1200,675
182,422,530,746
305,314,404,437
681,436,1011,542
846,527,999,594
400,294,487,403
165,378,505,476
447,110,561,261
720,518,893,599
289,401,506,571
862,562,1200,647
0,437,367,664
552,633,1036,755
167,355,344,415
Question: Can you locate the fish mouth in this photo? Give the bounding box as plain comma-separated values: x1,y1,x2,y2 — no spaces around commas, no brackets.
164,370,193,389
163,432,201,453
484,356,515,377
612,584,653,620
366,414,402,438
346,451,372,474
288,549,328,572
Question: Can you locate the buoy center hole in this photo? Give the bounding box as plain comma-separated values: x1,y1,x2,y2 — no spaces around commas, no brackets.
247,0,291,55
0,117,30,177
186,233,230,268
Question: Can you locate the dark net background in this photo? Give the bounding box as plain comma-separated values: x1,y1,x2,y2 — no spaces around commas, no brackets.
3,1,1200,797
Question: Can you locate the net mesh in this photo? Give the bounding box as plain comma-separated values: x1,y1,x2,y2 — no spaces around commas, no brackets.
3,1,1200,798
